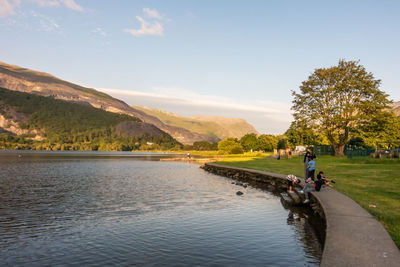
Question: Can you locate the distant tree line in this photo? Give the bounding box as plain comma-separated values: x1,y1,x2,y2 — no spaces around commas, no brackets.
183,141,218,151
215,134,285,154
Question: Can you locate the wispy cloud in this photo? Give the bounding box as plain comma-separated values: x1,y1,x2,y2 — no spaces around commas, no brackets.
125,16,163,37
143,7,161,19
92,27,106,36
0,0,18,18
97,87,292,134
125,8,164,37
61,0,83,12
29,0,59,7
0,0,84,18
31,10,60,32
151,87,290,114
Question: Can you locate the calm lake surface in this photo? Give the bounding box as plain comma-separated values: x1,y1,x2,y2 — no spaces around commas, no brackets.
0,151,323,266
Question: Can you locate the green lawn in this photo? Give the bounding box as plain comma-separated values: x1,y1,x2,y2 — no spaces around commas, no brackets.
216,155,400,248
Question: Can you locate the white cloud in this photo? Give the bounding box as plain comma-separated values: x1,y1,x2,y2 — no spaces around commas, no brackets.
92,27,106,36
97,87,293,134
0,0,83,18
143,7,161,19
0,0,19,18
125,15,163,37
125,8,165,37
29,0,59,7
61,0,83,12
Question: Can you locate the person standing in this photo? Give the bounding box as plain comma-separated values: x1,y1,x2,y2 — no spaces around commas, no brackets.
303,151,311,179
307,157,316,180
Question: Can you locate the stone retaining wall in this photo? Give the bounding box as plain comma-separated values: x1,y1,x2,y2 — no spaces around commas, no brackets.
201,163,325,218
202,162,400,267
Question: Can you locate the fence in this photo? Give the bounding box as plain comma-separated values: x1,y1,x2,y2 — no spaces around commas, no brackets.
346,148,375,158
313,145,335,156
313,146,376,158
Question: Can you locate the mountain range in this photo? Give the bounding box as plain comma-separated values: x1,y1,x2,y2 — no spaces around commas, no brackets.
0,61,258,145
134,106,259,140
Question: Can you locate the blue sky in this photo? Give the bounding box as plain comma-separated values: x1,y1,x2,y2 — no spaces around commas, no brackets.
1,0,399,133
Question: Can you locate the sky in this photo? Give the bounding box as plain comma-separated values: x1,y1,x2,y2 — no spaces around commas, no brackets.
1,0,399,134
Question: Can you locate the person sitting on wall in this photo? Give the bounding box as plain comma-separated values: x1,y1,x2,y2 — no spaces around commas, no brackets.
315,171,335,191
286,174,300,193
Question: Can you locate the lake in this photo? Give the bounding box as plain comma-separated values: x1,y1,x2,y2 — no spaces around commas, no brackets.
0,151,323,266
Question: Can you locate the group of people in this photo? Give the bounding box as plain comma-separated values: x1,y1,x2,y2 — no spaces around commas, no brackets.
277,148,292,160
287,150,333,204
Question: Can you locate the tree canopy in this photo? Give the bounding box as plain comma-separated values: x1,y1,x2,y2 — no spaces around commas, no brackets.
218,137,244,154
291,60,391,156
257,134,278,151
357,111,400,149
285,120,329,148
240,133,259,151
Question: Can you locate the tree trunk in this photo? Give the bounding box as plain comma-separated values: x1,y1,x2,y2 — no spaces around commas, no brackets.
333,144,345,157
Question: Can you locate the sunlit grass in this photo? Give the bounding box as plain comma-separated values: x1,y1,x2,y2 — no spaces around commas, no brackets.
216,155,400,248
158,150,273,158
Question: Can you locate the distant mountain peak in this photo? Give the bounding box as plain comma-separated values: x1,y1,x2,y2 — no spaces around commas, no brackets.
134,106,259,140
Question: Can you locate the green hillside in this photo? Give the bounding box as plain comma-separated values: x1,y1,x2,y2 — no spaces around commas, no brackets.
134,106,259,140
0,88,179,151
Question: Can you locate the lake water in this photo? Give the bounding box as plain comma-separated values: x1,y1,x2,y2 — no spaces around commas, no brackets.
0,151,323,266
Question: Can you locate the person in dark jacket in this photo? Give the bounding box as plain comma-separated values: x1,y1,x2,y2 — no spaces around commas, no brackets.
315,171,334,191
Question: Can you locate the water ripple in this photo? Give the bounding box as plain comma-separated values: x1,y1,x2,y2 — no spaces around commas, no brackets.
0,152,322,266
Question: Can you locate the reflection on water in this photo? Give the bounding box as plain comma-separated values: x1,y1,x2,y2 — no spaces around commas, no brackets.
0,151,322,266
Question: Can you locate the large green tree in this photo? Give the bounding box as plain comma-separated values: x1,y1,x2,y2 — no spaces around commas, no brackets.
292,60,390,156
218,138,244,154
240,133,259,152
257,134,278,151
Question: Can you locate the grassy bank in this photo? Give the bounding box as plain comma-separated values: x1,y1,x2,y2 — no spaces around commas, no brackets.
216,155,400,248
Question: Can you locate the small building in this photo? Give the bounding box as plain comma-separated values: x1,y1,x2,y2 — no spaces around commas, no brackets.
294,146,307,155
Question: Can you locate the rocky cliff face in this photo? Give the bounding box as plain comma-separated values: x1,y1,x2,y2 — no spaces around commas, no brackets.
0,103,44,140
0,62,216,144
